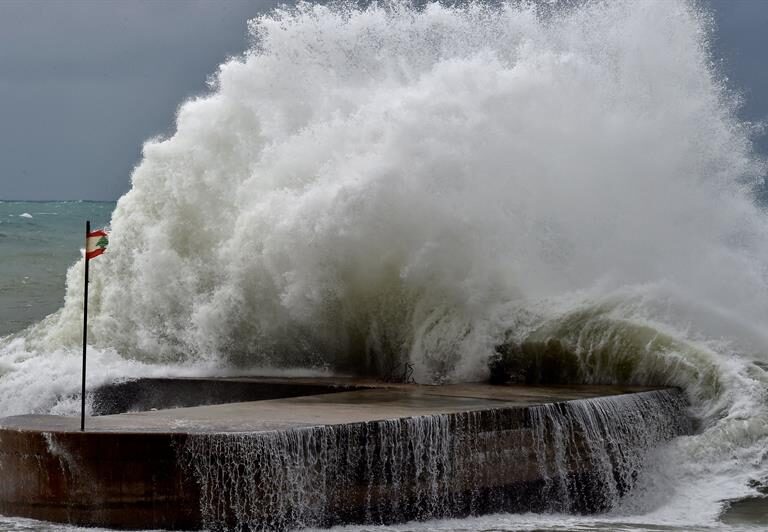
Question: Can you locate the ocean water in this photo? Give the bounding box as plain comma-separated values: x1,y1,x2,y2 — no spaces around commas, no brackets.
0,201,114,337
1,0,768,530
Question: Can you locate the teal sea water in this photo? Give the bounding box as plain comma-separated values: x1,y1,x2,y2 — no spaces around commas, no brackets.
0,201,114,337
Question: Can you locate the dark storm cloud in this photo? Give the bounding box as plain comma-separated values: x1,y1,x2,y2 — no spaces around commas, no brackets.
0,1,272,82
708,0,768,154
0,0,766,200
0,0,278,201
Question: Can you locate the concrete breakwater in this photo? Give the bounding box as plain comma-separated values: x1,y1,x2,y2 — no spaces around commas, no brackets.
0,378,692,530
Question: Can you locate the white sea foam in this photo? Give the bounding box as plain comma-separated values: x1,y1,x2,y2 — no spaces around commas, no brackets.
1,0,767,528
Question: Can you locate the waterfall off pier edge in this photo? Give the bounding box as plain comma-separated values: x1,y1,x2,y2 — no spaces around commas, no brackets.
0,379,691,530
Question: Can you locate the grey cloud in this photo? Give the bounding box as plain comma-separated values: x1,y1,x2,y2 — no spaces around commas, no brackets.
0,0,766,200
0,0,278,200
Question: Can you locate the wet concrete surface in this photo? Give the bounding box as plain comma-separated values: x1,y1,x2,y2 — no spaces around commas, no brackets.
1,379,663,434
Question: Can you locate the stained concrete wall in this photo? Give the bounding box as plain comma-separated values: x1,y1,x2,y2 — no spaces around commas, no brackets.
0,381,692,530
91,376,365,415
0,428,198,529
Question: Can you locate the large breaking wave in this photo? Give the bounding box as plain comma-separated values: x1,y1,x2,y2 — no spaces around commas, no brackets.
2,0,768,527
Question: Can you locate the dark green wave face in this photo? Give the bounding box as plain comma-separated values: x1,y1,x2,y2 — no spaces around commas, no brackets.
491,305,726,407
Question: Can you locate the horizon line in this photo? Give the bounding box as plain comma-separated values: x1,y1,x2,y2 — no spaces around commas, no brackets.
0,199,118,203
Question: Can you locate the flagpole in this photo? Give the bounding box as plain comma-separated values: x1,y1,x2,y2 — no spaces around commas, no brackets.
81,220,90,432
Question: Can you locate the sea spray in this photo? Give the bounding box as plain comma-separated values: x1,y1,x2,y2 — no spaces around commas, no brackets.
180,390,691,530
22,0,766,380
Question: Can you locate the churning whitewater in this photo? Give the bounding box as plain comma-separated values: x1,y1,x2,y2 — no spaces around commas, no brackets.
1,0,768,528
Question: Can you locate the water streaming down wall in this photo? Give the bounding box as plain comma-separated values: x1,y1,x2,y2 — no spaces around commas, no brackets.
181,389,691,531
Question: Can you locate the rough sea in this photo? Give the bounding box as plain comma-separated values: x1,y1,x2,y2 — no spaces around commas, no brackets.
0,201,114,337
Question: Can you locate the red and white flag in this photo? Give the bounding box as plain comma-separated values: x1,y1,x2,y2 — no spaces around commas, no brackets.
85,229,109,260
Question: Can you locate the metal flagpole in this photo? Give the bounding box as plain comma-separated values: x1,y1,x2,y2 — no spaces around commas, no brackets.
81,220,90,432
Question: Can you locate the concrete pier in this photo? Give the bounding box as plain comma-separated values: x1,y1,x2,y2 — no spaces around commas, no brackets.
0,378,692,530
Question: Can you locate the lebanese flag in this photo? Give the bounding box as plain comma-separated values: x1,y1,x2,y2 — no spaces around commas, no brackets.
86,229,109,260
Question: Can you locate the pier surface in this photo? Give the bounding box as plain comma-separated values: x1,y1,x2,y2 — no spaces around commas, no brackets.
3,380,660,433
0,377,690,530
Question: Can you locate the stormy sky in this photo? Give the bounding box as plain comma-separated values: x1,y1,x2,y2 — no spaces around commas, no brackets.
0,0,766,201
